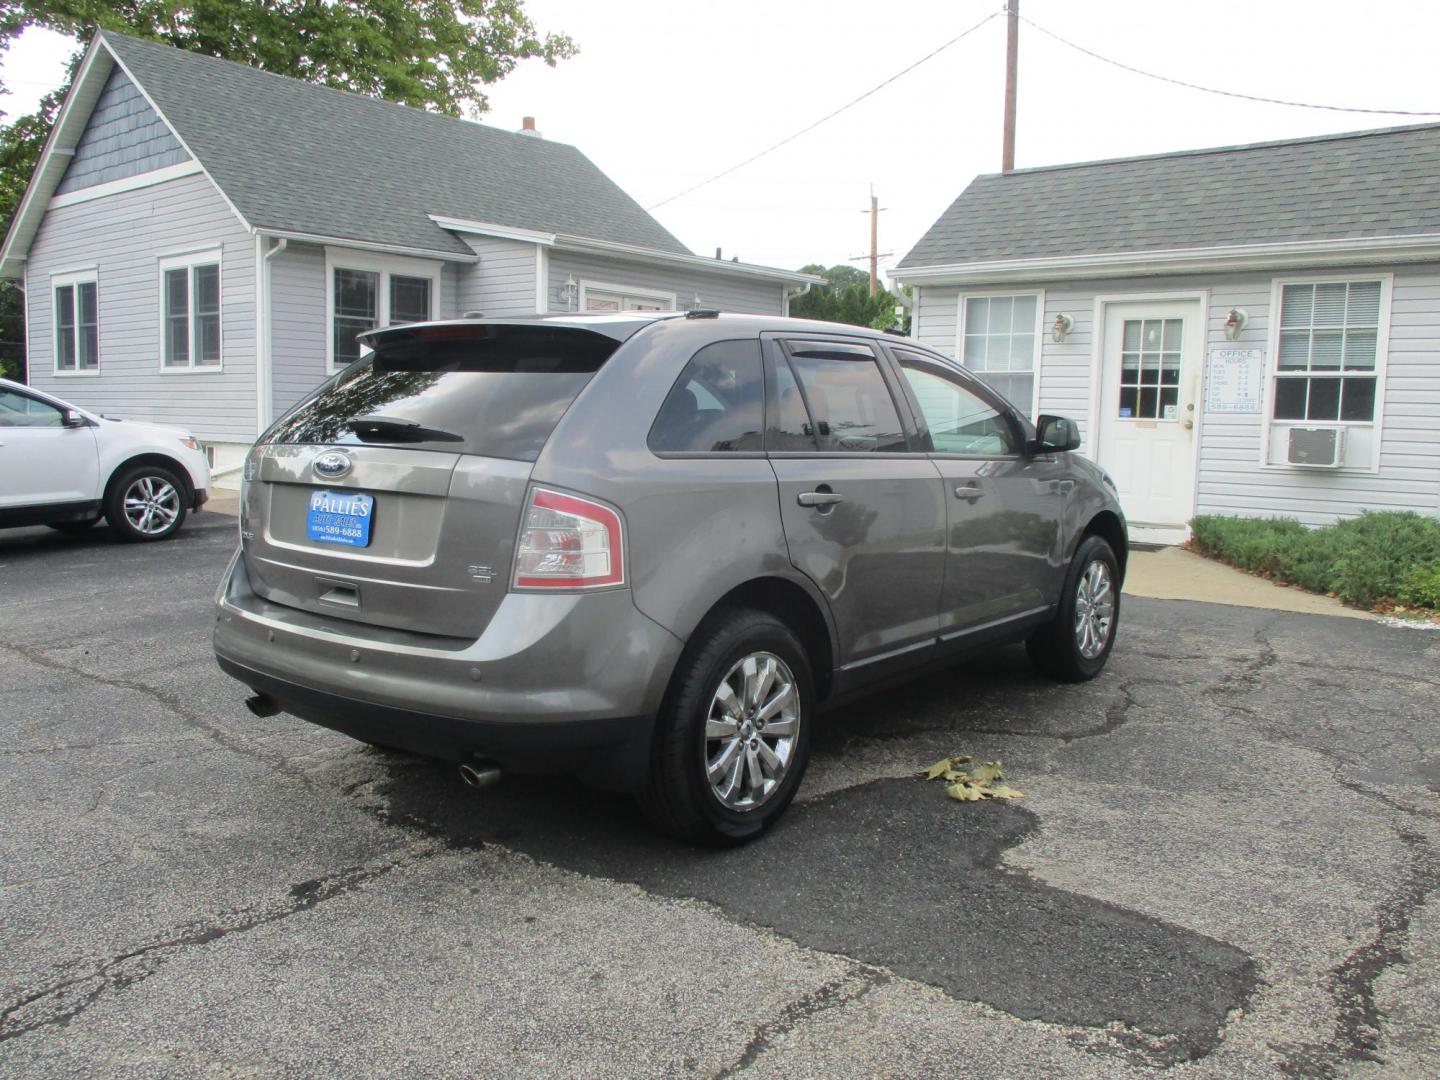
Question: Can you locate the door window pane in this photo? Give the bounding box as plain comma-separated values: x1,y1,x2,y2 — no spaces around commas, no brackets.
0,389,63,427
767,355,815,451
898,358,1016,455
389,275,431,325
334,269,379,366
784,345,906,453
164,268,190,366
54,284,76,370
649,340,764,453
1117,318,1182,420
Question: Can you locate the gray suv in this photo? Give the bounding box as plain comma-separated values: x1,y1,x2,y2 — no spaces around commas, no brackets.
215,313,1125,843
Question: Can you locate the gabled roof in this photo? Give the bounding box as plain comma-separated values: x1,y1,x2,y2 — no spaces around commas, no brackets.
100,31,689,257
6,32,819,282
896,123,1440,278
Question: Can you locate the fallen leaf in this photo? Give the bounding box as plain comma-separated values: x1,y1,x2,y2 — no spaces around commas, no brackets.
946,781,984,802
923,758,952,780
970,761,1005,784
986,785,1026,800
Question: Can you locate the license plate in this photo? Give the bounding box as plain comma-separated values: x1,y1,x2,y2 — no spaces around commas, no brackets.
306,490,375,548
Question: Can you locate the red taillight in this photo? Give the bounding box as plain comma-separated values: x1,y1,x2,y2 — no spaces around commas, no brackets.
513,488,625,589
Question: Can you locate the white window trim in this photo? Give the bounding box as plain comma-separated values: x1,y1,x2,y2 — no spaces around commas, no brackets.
157,246,224,373
955,289,1045,417
51,266,100,377
577,279,676,313
324,247,442,372
1260,273,1392,475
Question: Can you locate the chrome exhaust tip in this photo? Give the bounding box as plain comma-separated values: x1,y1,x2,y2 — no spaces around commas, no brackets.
458,760,502,790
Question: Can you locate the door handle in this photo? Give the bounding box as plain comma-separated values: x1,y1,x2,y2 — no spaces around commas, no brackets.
797,490,845,508
954,483,986,502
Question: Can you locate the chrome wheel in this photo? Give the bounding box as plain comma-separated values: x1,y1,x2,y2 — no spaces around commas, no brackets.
122,475,181,537
1073,559,1115,660
704,652,800,812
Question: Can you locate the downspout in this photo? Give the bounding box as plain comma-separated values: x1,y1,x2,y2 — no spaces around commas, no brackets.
782,281,811,316
254,236,287,436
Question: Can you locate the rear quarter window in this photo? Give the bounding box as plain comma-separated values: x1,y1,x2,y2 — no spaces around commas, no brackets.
648,340,764,453
265,326,619,461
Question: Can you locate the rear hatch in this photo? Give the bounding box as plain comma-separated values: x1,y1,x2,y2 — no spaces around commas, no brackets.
242,323,623,639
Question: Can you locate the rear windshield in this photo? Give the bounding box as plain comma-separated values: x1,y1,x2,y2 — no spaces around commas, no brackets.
264,327,620,461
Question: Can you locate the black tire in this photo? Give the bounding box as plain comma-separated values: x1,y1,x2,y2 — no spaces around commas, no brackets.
48,518,100,534
1027,534,1121,682
640,608,814,846
104,463,189,542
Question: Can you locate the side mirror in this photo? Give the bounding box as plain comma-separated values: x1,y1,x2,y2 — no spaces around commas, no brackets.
1030,414,1080,454
61,409,87,428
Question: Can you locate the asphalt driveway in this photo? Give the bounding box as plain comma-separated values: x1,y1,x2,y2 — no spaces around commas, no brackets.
1,514,1436,1077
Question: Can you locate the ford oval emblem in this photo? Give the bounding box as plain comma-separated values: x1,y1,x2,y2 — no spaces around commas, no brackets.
313,451,353,478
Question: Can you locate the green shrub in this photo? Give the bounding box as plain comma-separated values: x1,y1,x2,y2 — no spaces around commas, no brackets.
1189,511,1440,610
1398,564,1440,608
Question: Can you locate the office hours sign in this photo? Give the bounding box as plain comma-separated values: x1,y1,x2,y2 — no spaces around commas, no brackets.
1205,348,1265,414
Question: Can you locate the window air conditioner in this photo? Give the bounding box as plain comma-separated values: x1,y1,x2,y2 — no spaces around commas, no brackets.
1287,426,1345,468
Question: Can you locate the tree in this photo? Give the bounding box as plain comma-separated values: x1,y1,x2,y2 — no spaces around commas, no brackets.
0,0,576,381
0,1,576,230
790,263,903,331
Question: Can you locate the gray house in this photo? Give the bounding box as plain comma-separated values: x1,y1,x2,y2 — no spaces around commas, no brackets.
1,31,818,477
893,125,1440,542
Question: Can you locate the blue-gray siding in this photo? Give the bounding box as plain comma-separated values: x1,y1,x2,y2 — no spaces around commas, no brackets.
455,235,539,316
913,266,1440,525
546,251,785,315
268,242,327,418
55,68,188,194
26,172,256,441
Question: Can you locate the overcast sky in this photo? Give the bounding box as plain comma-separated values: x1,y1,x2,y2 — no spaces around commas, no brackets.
4,1,1439,280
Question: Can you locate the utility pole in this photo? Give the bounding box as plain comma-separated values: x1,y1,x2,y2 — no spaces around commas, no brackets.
1002,0,1019,172
868,189,880,296
850,186,893,297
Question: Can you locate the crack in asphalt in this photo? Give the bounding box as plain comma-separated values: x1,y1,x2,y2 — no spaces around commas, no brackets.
0,637,322,793
1275,830,1440,1077
713,966,891,1078
0,843,438,1045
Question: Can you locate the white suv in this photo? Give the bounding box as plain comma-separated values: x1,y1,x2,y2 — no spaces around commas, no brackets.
0,377,212,542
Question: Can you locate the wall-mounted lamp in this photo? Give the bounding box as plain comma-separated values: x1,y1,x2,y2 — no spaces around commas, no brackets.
1051,313,1074,343
561,275,579,308
1224,308,1248,340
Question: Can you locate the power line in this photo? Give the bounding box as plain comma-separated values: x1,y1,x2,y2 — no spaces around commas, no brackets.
647,9,1001,210
1021,14,1440,118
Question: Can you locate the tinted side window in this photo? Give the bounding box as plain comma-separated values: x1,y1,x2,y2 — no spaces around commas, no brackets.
0,389,62,428
896,354,1017,455
648,340,764,453
767,354,816,451
783,343,907,453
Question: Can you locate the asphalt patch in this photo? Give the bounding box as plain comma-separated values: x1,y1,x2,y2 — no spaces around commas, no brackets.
372,760,1257,1064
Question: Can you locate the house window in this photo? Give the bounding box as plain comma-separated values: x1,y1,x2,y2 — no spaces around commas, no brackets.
1273,280,1382,423
961,294,1039,411
327,252,438,369
160,252,221,369
53,272,99,373
580,283,674,312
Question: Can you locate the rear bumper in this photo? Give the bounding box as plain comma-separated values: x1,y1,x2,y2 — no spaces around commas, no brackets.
212,551,681,782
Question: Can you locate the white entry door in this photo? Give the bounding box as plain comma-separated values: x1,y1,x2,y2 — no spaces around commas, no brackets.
1096,301,1203,529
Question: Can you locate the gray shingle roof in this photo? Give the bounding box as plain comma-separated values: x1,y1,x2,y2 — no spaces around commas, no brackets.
897,123,1440,269
101,31,689,257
